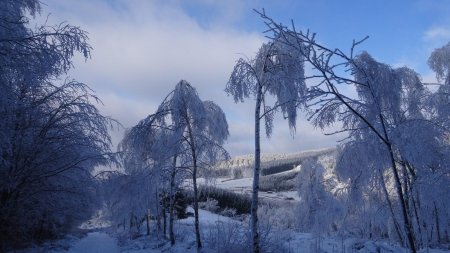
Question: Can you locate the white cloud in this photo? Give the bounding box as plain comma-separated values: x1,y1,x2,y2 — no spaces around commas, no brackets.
39,0,340,157
424,26,450,42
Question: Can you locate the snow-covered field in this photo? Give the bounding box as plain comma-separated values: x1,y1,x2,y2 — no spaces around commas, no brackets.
201,176,300,201
194,148,337,201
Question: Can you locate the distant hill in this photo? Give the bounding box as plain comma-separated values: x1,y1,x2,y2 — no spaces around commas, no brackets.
213,147,337,178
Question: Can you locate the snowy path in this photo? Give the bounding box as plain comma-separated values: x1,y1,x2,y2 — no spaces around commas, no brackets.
68,232,120,253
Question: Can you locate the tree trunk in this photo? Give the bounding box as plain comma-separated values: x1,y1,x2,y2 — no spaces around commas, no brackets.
169,156,177,245
156,190,161,236
251,84,263,253
187,120,202,250
162,195,167,239
434,202,441,244
134,216,140,232
402,164,422,247
386,143,417,253
146,211,150,236
129,214,132,230
379,114,417,253
378,168,404,245
192,162,202,250
445,228,449,244
411,189,423,247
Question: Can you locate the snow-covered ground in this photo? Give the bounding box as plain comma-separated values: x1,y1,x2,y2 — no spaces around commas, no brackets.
191,168,300,202
180,207,238,226
67,232,120,253
79,210,112,230
17,206,450,253
17,151,449,253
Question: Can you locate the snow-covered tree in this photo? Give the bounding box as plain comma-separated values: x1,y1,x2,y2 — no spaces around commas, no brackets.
429,43,450,131
118,80,229,249
226,35,306,253
0,0,115,249
257,10,450,252
428,42,450,86
159,80,229,249
421,43,450,245
297,158,339,235
118,112,186,243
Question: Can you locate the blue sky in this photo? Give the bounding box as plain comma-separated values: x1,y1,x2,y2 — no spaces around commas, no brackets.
180,0,450,71
41,0,450,156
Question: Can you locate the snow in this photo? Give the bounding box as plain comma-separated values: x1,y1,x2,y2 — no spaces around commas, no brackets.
17,207,450,253
216,177,253,189
218,147,335,169
67,232,120,253
199,175,300,201
180,207,238,226
114,209,450,253
119,207,240,253
79,210,111,230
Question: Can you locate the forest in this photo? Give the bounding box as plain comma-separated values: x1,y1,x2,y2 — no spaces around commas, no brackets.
0,1,449,253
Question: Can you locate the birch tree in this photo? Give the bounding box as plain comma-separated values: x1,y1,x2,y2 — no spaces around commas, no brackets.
297,158,339,235
120,80,229,249
429,43,450,129
257,10,450,252
159,80,229,250
424,42,450,245
226,37,306,253
119,109,186,243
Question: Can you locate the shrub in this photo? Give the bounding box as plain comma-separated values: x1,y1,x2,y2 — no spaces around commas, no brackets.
261,162,298,176
199,198,220,213
232,168,244,179
259,170,298,192
205,220,250,253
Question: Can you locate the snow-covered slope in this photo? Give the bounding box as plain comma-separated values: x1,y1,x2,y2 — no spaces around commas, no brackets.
198,147,338,202
214,147,337,178
225,147,336,169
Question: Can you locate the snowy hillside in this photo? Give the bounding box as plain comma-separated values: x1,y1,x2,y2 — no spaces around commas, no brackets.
214,147,337,178
227,147,335,166
194,147,339,201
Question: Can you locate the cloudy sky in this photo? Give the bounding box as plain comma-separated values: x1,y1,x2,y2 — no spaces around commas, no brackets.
38,0,450,156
